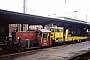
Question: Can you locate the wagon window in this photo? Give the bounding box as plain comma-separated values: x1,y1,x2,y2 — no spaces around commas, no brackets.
50,28,54,32
60,29,64,32
37,32,42,37
57,29,60,32
56,28,64,32
43,34,47,38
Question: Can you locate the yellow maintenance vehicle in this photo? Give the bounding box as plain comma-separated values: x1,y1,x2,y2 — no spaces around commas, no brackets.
48,26,87,43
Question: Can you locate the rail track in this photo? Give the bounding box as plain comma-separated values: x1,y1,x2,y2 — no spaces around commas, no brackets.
0,48,44,60
70,51,90,60
0,45,77,60
0,43,63,60
0,51,10,56
0,41,88,60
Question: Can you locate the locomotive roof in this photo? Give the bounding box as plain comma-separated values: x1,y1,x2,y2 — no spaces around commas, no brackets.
39,29,51,32
49,27,64,29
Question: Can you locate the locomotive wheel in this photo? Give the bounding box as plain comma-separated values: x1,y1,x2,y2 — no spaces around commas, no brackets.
7,42,14,52
77,40,80,43
0,47,3,51
79,40,81,42
14,44,24,52
82,39,85,42
72,40,75,43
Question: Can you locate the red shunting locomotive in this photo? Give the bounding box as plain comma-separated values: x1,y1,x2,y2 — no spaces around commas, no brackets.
10,29,51,52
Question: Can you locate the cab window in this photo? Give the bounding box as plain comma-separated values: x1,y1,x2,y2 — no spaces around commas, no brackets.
60,29,64,32
50,28,54,32
43,34,47,38
55,29,60,32
37,32,42,37
57,29,60,32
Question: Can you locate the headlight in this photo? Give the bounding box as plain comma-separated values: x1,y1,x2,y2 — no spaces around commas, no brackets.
17,37,20,39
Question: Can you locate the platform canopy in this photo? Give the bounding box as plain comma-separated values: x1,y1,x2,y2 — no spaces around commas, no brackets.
0,9,90,28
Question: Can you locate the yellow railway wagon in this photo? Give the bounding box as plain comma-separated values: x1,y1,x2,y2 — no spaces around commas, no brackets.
65,36,87,42
48,26,87,43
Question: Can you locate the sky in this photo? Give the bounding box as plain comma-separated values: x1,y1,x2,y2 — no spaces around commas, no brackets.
0,0,90,22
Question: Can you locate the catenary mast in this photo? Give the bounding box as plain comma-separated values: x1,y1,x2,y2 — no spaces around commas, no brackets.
23,0,27,13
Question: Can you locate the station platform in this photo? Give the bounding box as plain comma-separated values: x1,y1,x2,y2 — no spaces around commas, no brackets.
14,41,90,60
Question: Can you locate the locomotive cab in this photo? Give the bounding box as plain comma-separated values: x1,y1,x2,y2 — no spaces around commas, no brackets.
48,27,64,42
37,29,52,47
